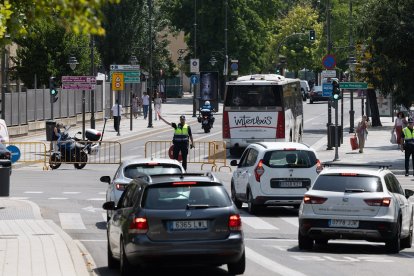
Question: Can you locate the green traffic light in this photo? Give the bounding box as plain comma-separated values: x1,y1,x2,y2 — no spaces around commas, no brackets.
51,89,57,95
333,94,339,100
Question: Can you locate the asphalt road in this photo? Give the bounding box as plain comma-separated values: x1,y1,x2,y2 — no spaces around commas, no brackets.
10,97,414,276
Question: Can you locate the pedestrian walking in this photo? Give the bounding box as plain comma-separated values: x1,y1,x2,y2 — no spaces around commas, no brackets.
401,117,414,176
356,115,369,153
111,100,123,132
159,114,194,171
132,93,139,119
393,111,407,146
142,92,150,119
154,92,162,120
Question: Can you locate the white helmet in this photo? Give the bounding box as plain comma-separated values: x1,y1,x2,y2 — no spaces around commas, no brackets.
205,101,210,105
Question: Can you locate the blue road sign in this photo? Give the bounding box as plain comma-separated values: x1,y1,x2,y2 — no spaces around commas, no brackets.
6,145,21,163
322,83,333,97
322,54,336,70
190,75,199,84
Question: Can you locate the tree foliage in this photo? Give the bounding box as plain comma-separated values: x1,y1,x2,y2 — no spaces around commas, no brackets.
13,20,100,89
0,0,120,44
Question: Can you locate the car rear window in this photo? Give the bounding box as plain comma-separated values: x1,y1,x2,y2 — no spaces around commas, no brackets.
263,150,317,168
313,175,383,192
124,164,182,178
143,184,232,210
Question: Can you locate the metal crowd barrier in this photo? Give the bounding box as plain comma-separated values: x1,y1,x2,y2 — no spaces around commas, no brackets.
4,142,48,170
144,140,231,172
47,140,122,167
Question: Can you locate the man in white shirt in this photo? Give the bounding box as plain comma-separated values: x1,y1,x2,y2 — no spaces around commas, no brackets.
142,92,150,119
111,100,123,132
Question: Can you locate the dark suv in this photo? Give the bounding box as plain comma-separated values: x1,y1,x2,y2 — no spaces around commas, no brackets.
103,173,245,275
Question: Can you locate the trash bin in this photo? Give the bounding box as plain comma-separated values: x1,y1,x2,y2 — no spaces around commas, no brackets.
46,120,56,141
329,125,343,147
0,159,12,196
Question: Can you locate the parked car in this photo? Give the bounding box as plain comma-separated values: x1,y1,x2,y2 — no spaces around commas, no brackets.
0,143,11,160
309,85,330,104
298,164,414,253
300,80,310,101
103,173,245,275
0,119,9,143
100,158,185,220
230,142,323,214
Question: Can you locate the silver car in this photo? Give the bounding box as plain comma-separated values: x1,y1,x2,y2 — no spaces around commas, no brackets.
103,173,245,275
100,158,185,220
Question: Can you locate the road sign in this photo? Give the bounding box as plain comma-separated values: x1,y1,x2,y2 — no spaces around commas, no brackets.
322,54,336,69
112,73,124,91
110,64,140,71
321,70,336,78
322,83,333,97
190,75,199,85
190,59,199,73
62,76,96,84
62,84,95,90
6,145,20,163
230,60,238,76
110,71,140,83
339,82,368,89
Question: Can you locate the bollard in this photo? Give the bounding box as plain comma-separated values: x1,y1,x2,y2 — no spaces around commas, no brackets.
0,159,12,196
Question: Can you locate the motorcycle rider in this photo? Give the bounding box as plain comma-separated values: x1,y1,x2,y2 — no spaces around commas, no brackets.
200,100,215,127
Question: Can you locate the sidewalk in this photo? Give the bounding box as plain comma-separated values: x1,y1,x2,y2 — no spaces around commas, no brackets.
5,95,406,275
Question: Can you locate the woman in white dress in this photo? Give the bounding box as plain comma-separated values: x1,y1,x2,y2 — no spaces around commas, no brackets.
394,111,407,146
154,92,162,120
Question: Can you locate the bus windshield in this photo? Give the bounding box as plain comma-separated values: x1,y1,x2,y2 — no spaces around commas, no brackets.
225,85,282,107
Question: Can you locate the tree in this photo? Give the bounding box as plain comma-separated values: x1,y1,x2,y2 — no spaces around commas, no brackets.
13,20,100,88
0,0,120,43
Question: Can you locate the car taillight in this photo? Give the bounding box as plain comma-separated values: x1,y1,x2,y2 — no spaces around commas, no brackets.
303,195,327,204
254,159,265,182
276,111,285,139
364,198,391,207
316,159,323,174
129,216,148,234
115,183,127,191
223,111,230,139
228,214,242,231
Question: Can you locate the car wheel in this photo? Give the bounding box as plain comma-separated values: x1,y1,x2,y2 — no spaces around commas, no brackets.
227,250,245,275
385,220,401,253
298,230,313,250
247,189,260,215
120,239,132,276
107,239,118,269
231,182,243,209
401,215,413,249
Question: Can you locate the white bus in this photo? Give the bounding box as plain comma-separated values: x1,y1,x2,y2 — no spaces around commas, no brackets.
223,74,303,155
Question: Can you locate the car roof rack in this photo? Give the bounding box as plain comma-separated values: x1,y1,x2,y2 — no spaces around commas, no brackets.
322,162,391,170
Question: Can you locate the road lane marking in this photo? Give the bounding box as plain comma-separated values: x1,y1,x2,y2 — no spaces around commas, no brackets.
62,192,80,194
48,197,68,200
24,191,43,194
9,197,29,200
98,192,106,195
59,213,86,230
281,217,299,228
87,198,105,201
241,216,279,230
246,247,307,276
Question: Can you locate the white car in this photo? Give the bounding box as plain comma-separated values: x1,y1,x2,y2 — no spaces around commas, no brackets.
298,164,414,253
230,142,323,214
0,119,9,143
100,158,185,220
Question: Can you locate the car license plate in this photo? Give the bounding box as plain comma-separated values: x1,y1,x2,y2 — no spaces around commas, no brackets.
279,181,303,188
329,219,359,228
171,220,208,231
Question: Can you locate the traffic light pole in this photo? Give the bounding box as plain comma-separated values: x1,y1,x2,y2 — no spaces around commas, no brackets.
326,0,333,150
334,100,339,161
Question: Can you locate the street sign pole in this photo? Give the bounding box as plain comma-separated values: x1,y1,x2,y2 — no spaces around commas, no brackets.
82,90,86,140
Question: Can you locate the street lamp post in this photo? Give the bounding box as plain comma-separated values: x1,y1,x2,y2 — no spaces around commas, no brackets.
147,0,153,128
90,35,96,129
348,56,357,133
67,55,86,140
129,55,138,131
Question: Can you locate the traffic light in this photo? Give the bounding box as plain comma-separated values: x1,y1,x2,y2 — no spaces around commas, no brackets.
309,30,316,41
49,77,58,103
332,80,341,101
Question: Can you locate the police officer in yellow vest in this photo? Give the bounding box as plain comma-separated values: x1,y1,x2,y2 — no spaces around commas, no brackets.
159,114,194,170
401,117,414,176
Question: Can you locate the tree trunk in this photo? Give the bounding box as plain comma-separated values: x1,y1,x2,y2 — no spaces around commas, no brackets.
367,89,382,127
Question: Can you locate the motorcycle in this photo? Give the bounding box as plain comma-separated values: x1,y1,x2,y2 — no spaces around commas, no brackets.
197,108,215,133
49,127,102,170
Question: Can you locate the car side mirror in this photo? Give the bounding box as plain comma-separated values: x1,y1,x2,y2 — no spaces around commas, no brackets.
102,201,116,210
230,160,238,166
100,176,111,184
405,189,414,199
